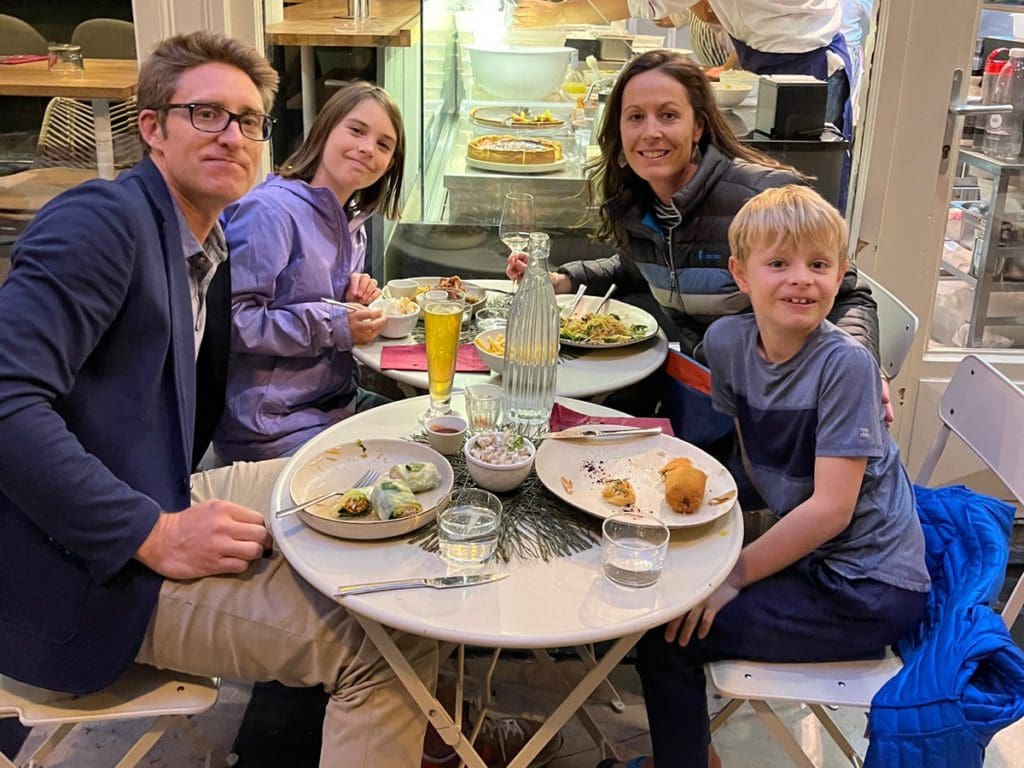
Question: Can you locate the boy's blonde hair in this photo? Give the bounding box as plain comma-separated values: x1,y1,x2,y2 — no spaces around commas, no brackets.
728,185,848,267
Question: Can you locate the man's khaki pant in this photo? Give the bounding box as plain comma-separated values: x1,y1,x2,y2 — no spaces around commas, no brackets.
135,459,438,767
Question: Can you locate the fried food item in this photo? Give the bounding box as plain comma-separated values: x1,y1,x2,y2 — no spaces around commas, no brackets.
560,476,574,494
660,458,707,514
601,478,636,506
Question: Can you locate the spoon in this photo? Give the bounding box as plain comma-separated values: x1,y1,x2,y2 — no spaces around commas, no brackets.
562,283,588,318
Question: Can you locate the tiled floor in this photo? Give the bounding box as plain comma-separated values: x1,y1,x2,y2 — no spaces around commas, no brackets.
11,652,1024,767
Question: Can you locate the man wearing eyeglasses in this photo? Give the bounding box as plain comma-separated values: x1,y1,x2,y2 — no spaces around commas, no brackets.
0,30,437,767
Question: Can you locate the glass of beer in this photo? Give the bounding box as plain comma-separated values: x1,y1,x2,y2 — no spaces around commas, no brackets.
423,300,464,421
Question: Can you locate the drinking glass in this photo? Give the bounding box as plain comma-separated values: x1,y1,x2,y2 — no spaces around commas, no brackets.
601,513,670,587
498,192,535,263
47,43,83,78
422,300,464,421
436,488,502,565
464,384,503,434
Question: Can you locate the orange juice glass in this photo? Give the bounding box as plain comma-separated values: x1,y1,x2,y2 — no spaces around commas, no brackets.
423,300,463,420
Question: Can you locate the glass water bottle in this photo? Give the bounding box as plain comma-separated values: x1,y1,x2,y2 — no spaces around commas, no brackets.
502,232,559,437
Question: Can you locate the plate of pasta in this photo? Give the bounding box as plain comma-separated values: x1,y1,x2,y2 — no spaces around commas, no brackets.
557,297,659,348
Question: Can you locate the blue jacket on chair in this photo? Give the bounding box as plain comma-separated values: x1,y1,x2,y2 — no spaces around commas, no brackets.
865,485,1024,767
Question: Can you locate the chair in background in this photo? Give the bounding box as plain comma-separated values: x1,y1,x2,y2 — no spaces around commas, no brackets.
71,18,136,60
0,665,219,767
32,95,141,171
860,272,919,380
0,14,46,55
706,354,1024,767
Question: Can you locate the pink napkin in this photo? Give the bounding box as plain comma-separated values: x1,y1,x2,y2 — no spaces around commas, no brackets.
0,55,49,65
549,403,675,436
380,343,489,373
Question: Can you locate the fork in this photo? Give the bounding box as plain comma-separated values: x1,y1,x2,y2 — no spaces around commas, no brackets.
561,283,588,319
275,469,381,519
593,283,618,314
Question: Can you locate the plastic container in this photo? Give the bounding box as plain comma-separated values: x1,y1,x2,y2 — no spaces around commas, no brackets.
502,232,559,438
983,48,1024,160
974,48,1010,147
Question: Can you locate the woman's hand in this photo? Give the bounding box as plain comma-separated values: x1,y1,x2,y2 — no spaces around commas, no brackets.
345,273,381,305
347,306,385,345
664,572,742,646
506,251,529,281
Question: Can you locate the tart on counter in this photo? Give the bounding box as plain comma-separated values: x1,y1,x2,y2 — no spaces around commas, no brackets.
466,135,563,166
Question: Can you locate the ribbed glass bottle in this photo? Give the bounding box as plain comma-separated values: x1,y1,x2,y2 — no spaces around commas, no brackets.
502,232,559,437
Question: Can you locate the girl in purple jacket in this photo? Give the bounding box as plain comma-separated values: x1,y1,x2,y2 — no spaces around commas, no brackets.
215,82,405,460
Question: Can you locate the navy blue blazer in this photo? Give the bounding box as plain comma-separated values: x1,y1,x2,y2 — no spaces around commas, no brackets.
0,158,202,693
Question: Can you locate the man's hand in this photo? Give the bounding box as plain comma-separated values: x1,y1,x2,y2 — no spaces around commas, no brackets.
512,0,564,28
347,305,385,344
345,273,381,304
664,571,742,646
135,501,272,580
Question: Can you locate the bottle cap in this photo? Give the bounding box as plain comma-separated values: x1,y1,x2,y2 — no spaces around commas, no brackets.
986,47,1010,74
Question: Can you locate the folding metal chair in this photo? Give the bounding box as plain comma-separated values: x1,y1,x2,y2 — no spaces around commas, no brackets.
707,354,1024,767
860,272,918,380
0,665,218,768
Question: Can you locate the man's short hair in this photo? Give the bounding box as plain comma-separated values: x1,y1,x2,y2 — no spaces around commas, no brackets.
138,30,279,140
729,185,849,267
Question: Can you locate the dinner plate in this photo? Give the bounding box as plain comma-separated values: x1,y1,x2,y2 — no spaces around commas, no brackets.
384,277,488,315
535,430,738,528
469,106,567,130
289,439,454,540
465,156,568,175
556,296,659,348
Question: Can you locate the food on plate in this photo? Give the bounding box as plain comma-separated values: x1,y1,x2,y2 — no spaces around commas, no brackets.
560,476,574,494
601,478,636,506
371,477,423,520
333,486,374,517
559,312,650,344
469,107,566,129
467,135,563,165
388,461,442,492
468,431,531,466
509,108,560,125
660,458,707,514
475,332,506,356
380,296,418,316
415,275,483,306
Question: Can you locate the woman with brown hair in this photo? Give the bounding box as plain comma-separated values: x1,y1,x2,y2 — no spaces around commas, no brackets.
507,49,876,361
214,81,405,461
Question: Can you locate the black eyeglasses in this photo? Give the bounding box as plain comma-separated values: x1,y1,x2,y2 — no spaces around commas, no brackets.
157,103,276,141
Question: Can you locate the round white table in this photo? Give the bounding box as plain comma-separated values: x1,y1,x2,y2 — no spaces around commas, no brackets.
269,394,742,768
351,280,670,400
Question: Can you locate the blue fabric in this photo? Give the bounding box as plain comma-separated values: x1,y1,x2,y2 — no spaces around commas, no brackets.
865,485,1024,768
0,158,189,693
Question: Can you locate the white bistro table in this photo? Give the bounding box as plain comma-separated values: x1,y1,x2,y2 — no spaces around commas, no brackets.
352,280,670,400
269,394,743,767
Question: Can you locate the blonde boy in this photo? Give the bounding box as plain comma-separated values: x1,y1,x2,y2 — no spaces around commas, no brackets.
633,186,930,768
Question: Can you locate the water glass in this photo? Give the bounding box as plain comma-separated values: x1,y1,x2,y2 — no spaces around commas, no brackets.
464,384,503,434
422,300,464,421
601,512,670,588
474,307,508,332
436,488,502,565
47,43,83,78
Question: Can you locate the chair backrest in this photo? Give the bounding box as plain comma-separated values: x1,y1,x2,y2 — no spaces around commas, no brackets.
32,96,142,170
0,14,47,55
71,18,136,60
861,272,918,380
915,354,1024,627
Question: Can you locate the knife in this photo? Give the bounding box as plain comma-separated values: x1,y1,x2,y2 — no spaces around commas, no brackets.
335,572,509,597
540,427,662,440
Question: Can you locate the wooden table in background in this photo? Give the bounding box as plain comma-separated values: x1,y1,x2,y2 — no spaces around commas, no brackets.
0,59,138,180
265,0,420,134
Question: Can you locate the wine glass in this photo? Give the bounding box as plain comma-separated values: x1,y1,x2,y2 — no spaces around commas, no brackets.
499,192,535,290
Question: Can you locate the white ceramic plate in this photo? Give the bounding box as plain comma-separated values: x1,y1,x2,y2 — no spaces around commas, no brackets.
465,156,568,174
557,296,659,348
388,277,488,315
535,430,737,528
469,106,567,130
290,439,454,540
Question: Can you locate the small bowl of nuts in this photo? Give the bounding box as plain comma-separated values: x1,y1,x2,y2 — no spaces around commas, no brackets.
463,431,536,492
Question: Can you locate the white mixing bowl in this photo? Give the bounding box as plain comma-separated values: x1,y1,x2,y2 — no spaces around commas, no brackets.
465,45,573,101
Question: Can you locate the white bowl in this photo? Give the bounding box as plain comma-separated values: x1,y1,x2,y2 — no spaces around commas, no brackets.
370,297,421,338
425,416,468,456
473,329,506,374
466,45,573,101
711,81,753,108
463,433,536,492
719,70,760,100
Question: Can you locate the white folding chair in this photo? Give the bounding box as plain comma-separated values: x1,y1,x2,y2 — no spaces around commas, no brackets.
860,272,918,380
707,354,1024,767
0,665,219,768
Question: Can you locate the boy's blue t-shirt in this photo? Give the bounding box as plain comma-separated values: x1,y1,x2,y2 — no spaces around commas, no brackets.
704,315,930,593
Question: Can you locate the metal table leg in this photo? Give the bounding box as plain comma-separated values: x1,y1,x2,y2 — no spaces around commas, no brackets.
91,98,114,180
300,46,316,137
